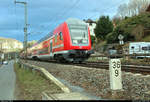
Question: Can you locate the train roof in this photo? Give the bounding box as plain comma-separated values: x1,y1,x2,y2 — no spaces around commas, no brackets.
37,31,53,44
66,18,87,26
29,18,87,48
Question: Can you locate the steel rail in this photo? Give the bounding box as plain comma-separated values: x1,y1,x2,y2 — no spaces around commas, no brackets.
20,59,150,75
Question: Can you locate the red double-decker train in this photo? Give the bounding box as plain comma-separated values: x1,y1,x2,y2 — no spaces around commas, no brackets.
20,18,93,63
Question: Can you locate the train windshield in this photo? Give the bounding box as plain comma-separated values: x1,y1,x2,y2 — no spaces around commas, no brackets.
69,25,89,45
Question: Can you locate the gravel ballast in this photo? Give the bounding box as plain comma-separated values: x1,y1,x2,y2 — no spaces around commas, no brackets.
22,60,150,100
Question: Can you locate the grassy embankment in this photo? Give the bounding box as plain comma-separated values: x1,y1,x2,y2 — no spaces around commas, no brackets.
14,62,63,100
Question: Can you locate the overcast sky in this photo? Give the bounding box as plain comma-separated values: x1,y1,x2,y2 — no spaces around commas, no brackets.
0,0,129,42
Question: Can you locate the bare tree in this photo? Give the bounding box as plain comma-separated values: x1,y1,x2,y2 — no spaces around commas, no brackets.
117,3,128,18
116,0,150,18
138,0,150,13
112,15,121,27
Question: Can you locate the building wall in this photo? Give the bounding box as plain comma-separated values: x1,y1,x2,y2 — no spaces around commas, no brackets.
87,23,96,36
1,40,23,51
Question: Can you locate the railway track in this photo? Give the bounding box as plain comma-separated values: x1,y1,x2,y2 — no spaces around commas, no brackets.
71,62,150,75
20,59,150,75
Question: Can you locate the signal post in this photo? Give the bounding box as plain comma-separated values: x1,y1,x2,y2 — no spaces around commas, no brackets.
15,0,28,62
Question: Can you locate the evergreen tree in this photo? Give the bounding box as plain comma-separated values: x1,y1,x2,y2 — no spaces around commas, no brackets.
94,16,113,41
90,35,95,45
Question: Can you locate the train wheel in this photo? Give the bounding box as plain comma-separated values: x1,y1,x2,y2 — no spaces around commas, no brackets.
56,59,60,63
73,61,80,64
79,61,83,64
60,58,68,63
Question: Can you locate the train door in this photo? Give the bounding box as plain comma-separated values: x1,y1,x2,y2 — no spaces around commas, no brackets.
50,40,53,58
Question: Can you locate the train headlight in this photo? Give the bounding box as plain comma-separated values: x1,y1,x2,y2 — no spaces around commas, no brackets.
82,39,87,43
72,40,78,44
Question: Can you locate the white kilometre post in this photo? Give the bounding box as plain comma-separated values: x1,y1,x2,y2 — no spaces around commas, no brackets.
109,59,122,90
1,53,4,60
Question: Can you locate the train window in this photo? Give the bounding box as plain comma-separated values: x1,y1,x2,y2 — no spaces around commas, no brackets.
55,34,57,43
83,32,86,38
148,46,150,50
69,25,89,44
39,47,49,54
131,46,134,49
142,47,148,50
59,32,63,40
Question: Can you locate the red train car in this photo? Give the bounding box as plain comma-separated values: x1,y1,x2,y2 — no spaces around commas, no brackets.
24,18,94,63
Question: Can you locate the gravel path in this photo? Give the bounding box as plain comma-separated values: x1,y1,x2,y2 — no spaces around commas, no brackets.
0,60,16,100
24,60,150,100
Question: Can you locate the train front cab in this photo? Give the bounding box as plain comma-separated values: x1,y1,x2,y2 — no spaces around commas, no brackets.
62,19,94,62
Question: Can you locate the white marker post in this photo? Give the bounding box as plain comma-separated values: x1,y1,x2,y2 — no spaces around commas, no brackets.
109,59,122,90
1,53,4,60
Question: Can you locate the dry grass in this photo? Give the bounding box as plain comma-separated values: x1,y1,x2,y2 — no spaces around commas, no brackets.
14,63,63,100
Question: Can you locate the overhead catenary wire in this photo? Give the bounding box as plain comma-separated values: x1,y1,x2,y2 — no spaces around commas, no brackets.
88,0,125,20
46,0,80,29
21,0,127,42
54,0,80,28
38,0,74,30
58,0,80,20
35,0,124,41
47,0,71,25
57,0,80,24
34,0,80,40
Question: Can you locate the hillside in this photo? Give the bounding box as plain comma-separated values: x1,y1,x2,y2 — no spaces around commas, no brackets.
93,12,150,53
106,12,150,43
0,37,23,53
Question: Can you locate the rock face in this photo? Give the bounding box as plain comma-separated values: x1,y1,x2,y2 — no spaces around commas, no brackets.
0,37,23,52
